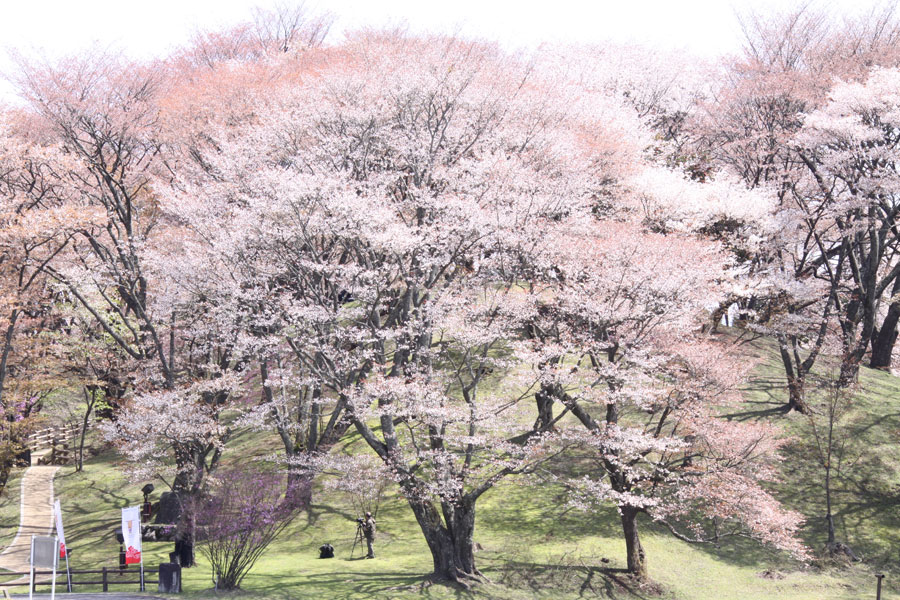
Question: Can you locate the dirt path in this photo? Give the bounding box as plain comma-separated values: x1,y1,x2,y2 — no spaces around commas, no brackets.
0,452,59,583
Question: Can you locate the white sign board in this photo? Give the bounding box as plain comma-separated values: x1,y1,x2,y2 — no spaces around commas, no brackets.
31,536,57,569
29,535,58,600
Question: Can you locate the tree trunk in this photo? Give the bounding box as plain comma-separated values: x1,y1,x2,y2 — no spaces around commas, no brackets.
175,509,196,568
285,468,313,509
777,335,808,413
0,310,20,407
870,299,900,369
533,383,555,431
838,292,876,387
77,387,96,472
787,375,807,413
620,507,648,580
407,496,480,585
171,442,213,569
837,355,861,388
825,470,836,546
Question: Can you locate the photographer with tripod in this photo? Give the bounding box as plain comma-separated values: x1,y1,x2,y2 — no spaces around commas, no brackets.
353,512,376,559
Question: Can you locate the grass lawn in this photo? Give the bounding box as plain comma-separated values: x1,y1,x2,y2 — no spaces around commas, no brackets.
0,467,23,550
0,331,897,599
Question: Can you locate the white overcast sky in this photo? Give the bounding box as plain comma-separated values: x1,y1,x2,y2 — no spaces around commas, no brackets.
0,0,888,101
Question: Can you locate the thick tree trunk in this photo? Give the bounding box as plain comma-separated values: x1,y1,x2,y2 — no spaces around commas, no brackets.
837,355,861,388
0,311,19,407
286,468,313,508
407,497,480,585
787,376,807,413
171,442,215,569
533,383,555,431
838,293,876,387
870,299,900,369
620,507,648,580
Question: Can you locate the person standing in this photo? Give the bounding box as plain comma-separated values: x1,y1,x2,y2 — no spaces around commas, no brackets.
362,512,376,559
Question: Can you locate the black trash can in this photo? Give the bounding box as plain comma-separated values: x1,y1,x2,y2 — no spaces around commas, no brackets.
158,562,182,593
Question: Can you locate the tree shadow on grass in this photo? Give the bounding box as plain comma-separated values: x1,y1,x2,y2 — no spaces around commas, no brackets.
480,554,654,599
84,479,132,509
304,502,357,528
479,478,621,541
721,403,790,421
239,570,434,600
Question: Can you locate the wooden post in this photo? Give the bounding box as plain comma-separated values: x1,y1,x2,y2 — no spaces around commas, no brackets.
876,573,885,600
102,567,108,592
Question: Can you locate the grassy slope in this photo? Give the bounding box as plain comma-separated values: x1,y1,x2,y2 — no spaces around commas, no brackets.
1,332,898,599
734,332,900,569
0,467,23,549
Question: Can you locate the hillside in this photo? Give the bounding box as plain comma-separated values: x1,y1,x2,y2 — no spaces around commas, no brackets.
0,332,896,599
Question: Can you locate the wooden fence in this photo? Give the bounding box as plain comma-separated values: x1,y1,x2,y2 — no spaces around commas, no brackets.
26,424,79,451
25,423,82,465
0,567,156,593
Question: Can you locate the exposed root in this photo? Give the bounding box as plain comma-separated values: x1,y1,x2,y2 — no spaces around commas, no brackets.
428,567,488,590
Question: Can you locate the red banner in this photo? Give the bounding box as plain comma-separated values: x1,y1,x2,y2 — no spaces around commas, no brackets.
121,506,143,566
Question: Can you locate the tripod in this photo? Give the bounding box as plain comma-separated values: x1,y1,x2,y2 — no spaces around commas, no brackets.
350,520,365,558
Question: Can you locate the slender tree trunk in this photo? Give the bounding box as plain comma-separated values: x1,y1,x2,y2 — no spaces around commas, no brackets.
620,506,648,580
824,462,835,545
77,387,96,472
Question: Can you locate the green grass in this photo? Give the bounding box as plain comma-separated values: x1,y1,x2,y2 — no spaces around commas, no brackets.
0,467,24,550
2,331,899,598
732,332,900,569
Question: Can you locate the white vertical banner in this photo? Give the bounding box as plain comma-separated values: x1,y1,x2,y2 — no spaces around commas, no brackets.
53,500,66,558
54,499,72,591
121,506,142,565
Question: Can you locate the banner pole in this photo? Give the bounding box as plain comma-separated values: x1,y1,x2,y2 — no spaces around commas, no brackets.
28,535,34,600
64,549,72,592
50,536,57,600
55,500,72,593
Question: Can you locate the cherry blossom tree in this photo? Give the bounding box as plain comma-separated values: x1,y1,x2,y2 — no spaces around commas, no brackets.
160,30,813,585
524,216,808,580
0,19,823,589
157,33,603,583
697,5,900,396
9,51,262,568
792,68,900,384
0,115,77,488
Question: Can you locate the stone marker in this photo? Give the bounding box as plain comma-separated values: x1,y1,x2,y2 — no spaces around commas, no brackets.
158,563,181,593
